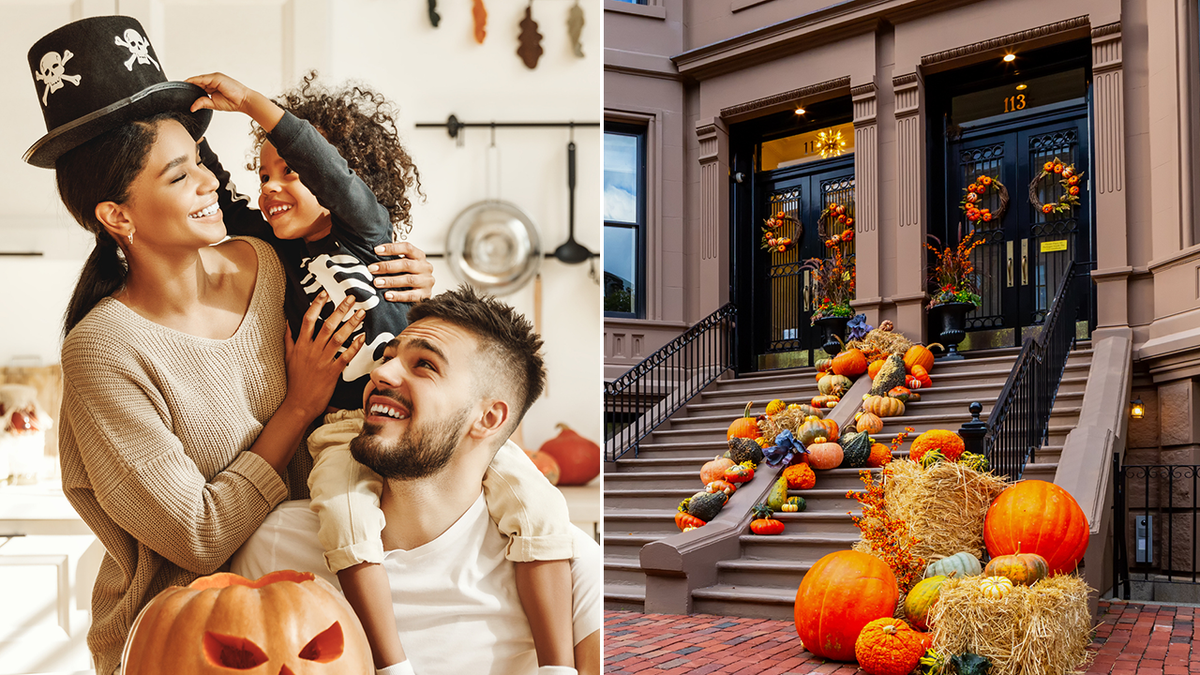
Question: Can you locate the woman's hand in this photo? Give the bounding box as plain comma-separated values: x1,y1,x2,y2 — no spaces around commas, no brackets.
283,291,366,421
369,242,436,303
187,72,285,132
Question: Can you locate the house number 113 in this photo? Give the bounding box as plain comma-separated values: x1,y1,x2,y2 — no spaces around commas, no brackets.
1004,94,1027,113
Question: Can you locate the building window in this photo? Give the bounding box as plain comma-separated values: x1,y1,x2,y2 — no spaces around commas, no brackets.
611,0,648,4
604,123,646,318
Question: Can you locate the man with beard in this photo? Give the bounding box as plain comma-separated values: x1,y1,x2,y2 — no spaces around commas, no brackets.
232,286,601,675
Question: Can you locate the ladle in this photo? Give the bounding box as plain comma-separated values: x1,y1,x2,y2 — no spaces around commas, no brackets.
553,138,593,264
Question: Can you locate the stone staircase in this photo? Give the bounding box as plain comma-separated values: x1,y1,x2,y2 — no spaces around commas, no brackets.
603,343,1094,618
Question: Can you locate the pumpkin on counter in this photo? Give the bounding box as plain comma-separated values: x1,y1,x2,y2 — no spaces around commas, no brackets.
537,423,600,485
524,449,561,485
122,570,374,675
795,550,900,662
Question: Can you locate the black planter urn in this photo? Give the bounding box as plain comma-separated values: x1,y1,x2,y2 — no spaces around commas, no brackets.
931,301,975,361
812,315,851,356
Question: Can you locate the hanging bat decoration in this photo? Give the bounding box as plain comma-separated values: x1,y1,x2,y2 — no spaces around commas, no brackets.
472,0,487,43
567,0,585,57
517,3,543,69
427,0,440,27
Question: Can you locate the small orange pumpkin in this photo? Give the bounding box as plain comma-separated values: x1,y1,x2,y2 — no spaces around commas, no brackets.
783,463,816,489
832,348,868,377
909,429,965,462
856,411,884,435
726,401,761,440
867,443,892,467
811,395,841,409
700,456,735,484
909,364,933,389
675,511,706,530
983,552,1050,586
806,440,844,470
123,571,374,675
854,617,927,675
797,416,839,446
862,395,905,417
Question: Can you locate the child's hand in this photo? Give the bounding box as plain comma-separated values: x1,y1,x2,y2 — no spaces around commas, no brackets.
283,291,367,420
370,242,436,302
186,72,255,114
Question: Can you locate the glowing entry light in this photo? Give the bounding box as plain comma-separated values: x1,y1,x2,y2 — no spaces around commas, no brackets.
816,129,847,159
1003,53,1016,62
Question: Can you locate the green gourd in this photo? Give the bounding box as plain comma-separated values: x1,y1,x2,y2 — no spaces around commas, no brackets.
839,430,872,468
869,353,907,396
686,490,728,521
766,475,789,512
725,437,764,465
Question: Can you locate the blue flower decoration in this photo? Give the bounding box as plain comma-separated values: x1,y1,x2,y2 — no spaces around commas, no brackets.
763,430,807,467
846,313,873,342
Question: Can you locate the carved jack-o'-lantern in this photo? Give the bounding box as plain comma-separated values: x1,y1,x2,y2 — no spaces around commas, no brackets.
122,570,374,675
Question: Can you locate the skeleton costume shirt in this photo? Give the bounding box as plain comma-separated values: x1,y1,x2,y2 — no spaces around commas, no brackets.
203,112,411,410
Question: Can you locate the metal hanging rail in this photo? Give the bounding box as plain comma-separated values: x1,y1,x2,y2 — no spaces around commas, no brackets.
416,115,601,139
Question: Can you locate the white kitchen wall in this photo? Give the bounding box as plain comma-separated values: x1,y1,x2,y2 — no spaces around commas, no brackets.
0,0,602,451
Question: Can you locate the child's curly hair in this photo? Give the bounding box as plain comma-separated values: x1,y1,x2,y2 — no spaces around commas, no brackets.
247,71,423,240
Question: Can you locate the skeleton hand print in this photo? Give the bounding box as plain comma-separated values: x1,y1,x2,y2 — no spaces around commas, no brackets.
35,50,81,106
114,29,160,71
300,253,386,383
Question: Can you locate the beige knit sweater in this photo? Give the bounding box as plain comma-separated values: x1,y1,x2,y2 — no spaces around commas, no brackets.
58,237,313,675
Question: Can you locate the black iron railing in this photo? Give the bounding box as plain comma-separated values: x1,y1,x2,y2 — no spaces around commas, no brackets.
1113,461,1200,600
968,261,1081,480
604,303,737,462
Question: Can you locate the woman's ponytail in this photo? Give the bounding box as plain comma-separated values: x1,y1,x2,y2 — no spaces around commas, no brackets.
63,233,127,336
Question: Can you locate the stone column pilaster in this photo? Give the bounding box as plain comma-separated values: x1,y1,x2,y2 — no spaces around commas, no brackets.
696,117,731,310
850,82,882,326
893,71,927,342
1090,22,1133,342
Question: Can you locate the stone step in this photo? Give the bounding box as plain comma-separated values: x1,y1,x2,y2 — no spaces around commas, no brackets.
604,558,648,586
602,532,669,558
736,531,860,561
715,557,817,590
603,508,684,535
604,582,647,612
690,585,796,621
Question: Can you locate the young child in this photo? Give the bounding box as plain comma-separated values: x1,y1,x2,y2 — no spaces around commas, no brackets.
187,72,579,675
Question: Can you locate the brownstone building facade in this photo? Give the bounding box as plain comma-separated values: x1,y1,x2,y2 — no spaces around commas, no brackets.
605,0,1200,602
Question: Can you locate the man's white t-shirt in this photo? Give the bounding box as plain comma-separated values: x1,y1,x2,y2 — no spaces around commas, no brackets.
231,495,601,675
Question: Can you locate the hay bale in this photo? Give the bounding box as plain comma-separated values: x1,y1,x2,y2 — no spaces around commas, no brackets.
846,328,915,359
883,459,1009,562
927,575,1094,675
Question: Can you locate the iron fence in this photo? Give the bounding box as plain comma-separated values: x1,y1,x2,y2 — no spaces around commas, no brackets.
604,303,737,462
1113,460,1200,600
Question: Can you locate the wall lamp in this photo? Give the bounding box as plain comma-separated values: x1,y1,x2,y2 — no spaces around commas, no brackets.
1130,398,1145,420
1002,53,1016,62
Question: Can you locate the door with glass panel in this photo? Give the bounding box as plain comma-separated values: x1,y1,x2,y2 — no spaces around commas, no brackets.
750,157,854,370
948,108,1090,348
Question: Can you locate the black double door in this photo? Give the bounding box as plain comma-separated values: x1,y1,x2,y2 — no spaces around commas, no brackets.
740,156,855,370
946,108,1092,348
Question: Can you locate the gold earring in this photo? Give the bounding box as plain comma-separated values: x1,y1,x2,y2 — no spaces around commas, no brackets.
127,232,134,247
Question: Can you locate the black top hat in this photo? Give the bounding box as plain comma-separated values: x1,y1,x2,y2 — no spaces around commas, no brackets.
23,15,211,168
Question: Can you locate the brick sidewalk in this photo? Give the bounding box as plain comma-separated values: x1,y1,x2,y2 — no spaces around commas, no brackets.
604,600,1194,674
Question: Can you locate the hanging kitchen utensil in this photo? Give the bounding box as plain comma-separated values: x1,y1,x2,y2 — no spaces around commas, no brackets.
567,0,585,57
427,0,440,27
518,1,543,69
553,134,592,264
446,128,542,295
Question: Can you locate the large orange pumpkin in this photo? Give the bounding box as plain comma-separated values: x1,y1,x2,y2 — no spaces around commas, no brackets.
700,456,736,484
832,348,868,377
122,570,373,675
537,423,600,485
795,550,899,662
984,480,1089,574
